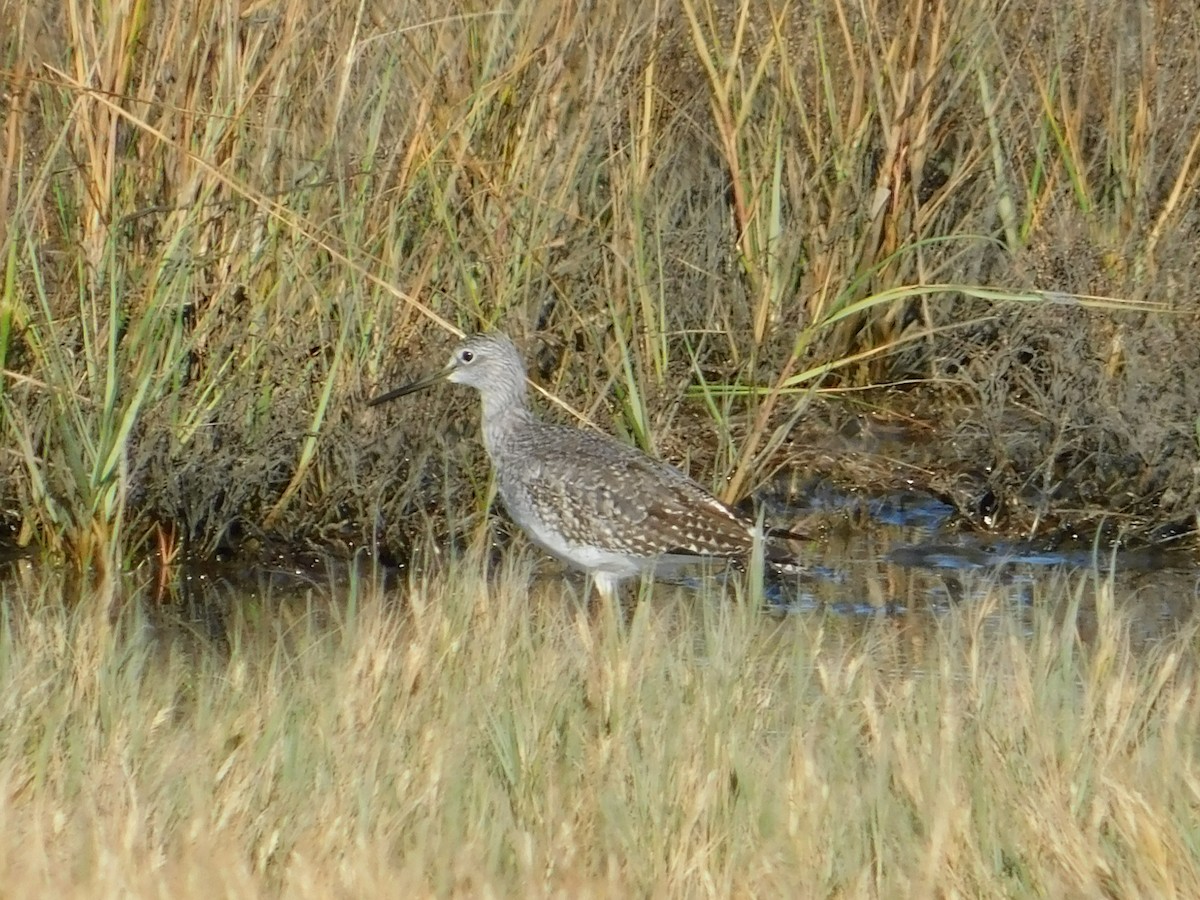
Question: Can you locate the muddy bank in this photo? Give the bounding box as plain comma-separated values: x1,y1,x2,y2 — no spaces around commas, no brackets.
4,302,1199,567
291,301,1200,567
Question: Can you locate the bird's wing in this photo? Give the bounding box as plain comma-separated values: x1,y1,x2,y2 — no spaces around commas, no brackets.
517,427,759,558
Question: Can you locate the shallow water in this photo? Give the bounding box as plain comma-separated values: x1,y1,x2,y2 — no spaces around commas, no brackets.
755,484,1199,647
227,489,1189,651
4,485,1195,650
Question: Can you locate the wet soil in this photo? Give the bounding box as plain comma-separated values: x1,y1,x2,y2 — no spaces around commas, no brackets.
12,474,1189,657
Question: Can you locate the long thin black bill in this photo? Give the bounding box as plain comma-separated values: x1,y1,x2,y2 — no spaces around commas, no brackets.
367,364,454,406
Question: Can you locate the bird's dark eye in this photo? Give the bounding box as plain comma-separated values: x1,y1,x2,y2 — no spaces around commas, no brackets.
460,350,474,363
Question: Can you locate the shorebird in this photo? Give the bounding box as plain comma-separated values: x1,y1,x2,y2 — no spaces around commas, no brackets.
369,333,805,602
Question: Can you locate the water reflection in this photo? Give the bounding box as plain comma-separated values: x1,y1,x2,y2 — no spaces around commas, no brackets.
757,485,1198,647
1,485,1195,652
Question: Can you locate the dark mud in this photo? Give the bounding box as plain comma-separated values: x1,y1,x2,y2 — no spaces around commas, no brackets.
10,476,1188,661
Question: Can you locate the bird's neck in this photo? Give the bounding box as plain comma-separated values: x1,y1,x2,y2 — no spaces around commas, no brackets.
479,381,534,458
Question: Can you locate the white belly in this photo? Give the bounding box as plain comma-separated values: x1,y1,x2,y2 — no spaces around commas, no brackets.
518,513,645,580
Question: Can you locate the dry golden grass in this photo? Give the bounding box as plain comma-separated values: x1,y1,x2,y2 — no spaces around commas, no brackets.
1,554,1198,896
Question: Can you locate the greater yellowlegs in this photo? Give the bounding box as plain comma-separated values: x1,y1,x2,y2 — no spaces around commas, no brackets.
369,333,806,602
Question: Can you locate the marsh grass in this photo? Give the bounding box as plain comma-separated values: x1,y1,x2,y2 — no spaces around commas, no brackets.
3,0,1198,563
0,556,1198,896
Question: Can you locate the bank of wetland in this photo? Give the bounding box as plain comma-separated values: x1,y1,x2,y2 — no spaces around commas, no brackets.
3,0,1200,894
